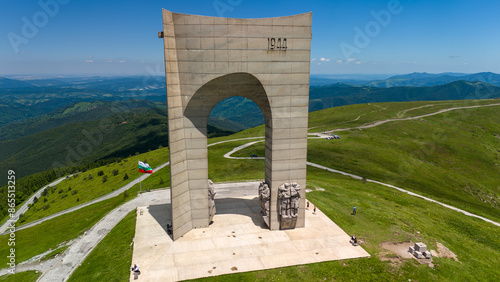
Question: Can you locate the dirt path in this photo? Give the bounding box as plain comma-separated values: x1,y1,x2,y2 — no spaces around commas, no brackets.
1,162,169,235
0,175,71,235
224,139,500,227
317,102,500,133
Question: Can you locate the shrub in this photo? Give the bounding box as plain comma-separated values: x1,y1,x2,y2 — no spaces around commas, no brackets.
72,190,78,195
59,188,63,194
88,174,93,180
123,174,129,181
97,170,104,176
33,196,38,204
112,169,119,176
68,186,72,191
76,198,80,202
102,175,108,183
61,194,68,199
43,197,48,203
159,178,164,185
42,189,48,197
124,190,129,198
43,204,50,210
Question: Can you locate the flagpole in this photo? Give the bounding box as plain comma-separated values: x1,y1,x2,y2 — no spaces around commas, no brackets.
139,171,142,193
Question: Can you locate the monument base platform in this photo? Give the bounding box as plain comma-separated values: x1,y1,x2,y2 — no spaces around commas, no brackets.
131,190,369,281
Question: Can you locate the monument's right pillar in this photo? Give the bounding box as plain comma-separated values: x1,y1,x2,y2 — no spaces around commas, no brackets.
261,15,312,230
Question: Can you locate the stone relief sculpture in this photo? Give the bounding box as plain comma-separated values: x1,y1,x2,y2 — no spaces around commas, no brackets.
278,182,301,229
208,180,216,223
258,181,270,227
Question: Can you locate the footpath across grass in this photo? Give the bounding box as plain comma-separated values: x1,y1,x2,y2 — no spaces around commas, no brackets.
20,147,169,225
208,139,265,182
0,189,137,267
68,210,136,281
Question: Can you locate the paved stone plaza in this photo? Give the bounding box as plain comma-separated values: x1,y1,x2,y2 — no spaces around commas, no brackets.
130,182,370,281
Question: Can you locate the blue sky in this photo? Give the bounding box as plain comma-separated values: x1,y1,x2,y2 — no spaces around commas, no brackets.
1,0,499,76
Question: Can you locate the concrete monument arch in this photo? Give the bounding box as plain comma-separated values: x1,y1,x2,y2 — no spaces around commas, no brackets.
161,9,312,240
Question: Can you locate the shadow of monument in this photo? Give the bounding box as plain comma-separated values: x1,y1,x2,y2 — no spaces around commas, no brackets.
148,203,173,239
215,197,268,229
147,197,268,236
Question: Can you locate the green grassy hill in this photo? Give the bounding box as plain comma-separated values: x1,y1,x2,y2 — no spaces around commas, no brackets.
0,107,169,179
0,104,233,180
1,99,499,281
0,100,165,141
233,99,500,222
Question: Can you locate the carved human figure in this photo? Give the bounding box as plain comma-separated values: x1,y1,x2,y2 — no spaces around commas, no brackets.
278,183,291,218
258,181,270,217
208,180,216,222
290,183,301,217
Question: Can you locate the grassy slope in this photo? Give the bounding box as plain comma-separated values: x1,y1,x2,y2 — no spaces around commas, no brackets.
0,108,170,179
68,211,136,282
0,271,41,282
193,168,499,281
233,100,500,222
3,99,499,281
306,105,500,222
308,99,500,133
19,147,169,225
0,190,136,266
208,139,265,182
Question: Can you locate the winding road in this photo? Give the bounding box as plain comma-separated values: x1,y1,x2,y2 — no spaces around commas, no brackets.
1,102,499,280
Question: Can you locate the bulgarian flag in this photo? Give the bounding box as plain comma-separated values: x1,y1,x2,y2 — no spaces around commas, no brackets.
138,161,153,174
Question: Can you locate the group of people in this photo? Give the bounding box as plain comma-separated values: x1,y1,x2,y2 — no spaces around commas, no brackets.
306,201,317,214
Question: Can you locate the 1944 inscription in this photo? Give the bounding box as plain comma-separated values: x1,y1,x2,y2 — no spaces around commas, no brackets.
268,38,287,50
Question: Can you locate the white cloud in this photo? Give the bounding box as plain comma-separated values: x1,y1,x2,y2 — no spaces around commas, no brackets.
119,60,126,63
105,59,113,63
336,59,343,64
347,58,356,62
311,58,316,62
355,61,361,64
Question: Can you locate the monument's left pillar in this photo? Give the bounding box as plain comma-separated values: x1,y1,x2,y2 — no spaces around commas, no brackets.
162,10,210,240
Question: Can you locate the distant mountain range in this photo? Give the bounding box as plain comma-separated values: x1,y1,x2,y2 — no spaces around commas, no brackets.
309,80,500,112
1,72,499,131
1,72,500,179
365,72,500,87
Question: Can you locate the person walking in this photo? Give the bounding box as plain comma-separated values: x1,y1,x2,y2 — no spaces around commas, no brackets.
353,206,357,215
306,201,310,210
313,205,316,215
